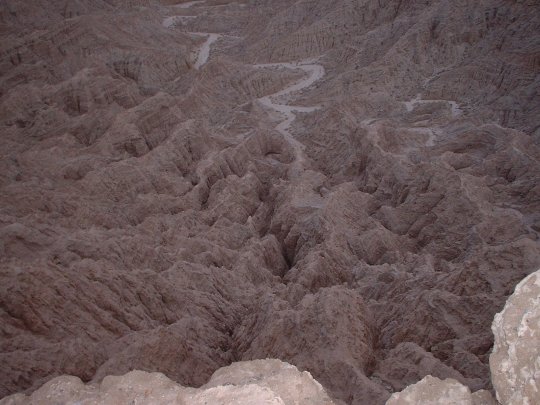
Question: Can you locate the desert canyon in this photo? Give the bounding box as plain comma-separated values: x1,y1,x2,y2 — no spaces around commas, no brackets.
0,0,539,404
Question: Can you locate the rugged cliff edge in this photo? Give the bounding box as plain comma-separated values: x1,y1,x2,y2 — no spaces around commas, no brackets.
387,269,540,405
2,270,538,404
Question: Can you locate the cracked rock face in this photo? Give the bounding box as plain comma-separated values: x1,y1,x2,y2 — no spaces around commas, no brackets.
490,270,540,405
0,359,336,405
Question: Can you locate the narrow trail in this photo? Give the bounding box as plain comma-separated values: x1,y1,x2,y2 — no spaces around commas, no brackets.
404,93,463,117
190,33,221,69
176,0,206,8
163,1,220,70
164,2,326,173
255,62,325,173
162,15,196,28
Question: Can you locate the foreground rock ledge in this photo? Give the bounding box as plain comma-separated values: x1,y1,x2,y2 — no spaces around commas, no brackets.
0,359,335,405
490,270,540,405
2,271,539,405
386,269,540,405
385,375,496,405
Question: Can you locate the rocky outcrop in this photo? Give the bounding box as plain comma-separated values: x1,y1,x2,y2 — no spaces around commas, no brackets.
385,376,496,405
386,269,540,405
490,270,540,405
0,359,336,405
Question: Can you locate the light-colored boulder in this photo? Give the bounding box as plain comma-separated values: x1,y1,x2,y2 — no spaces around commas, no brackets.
490,270,540,405
385,375,496,405
472,389,499,405
386,376,472,405
0,359,335,405
386,270,540,405
202,359,334,405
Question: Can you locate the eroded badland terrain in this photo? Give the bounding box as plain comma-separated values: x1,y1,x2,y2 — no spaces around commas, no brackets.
1,0,539,404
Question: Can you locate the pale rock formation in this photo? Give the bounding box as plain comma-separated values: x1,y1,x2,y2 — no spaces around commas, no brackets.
385,375,496,405
0,359,336,405
490,270,540,405
386,270,540,405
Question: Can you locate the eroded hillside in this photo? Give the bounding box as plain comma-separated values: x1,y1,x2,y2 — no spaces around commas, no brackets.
1,0,539,404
